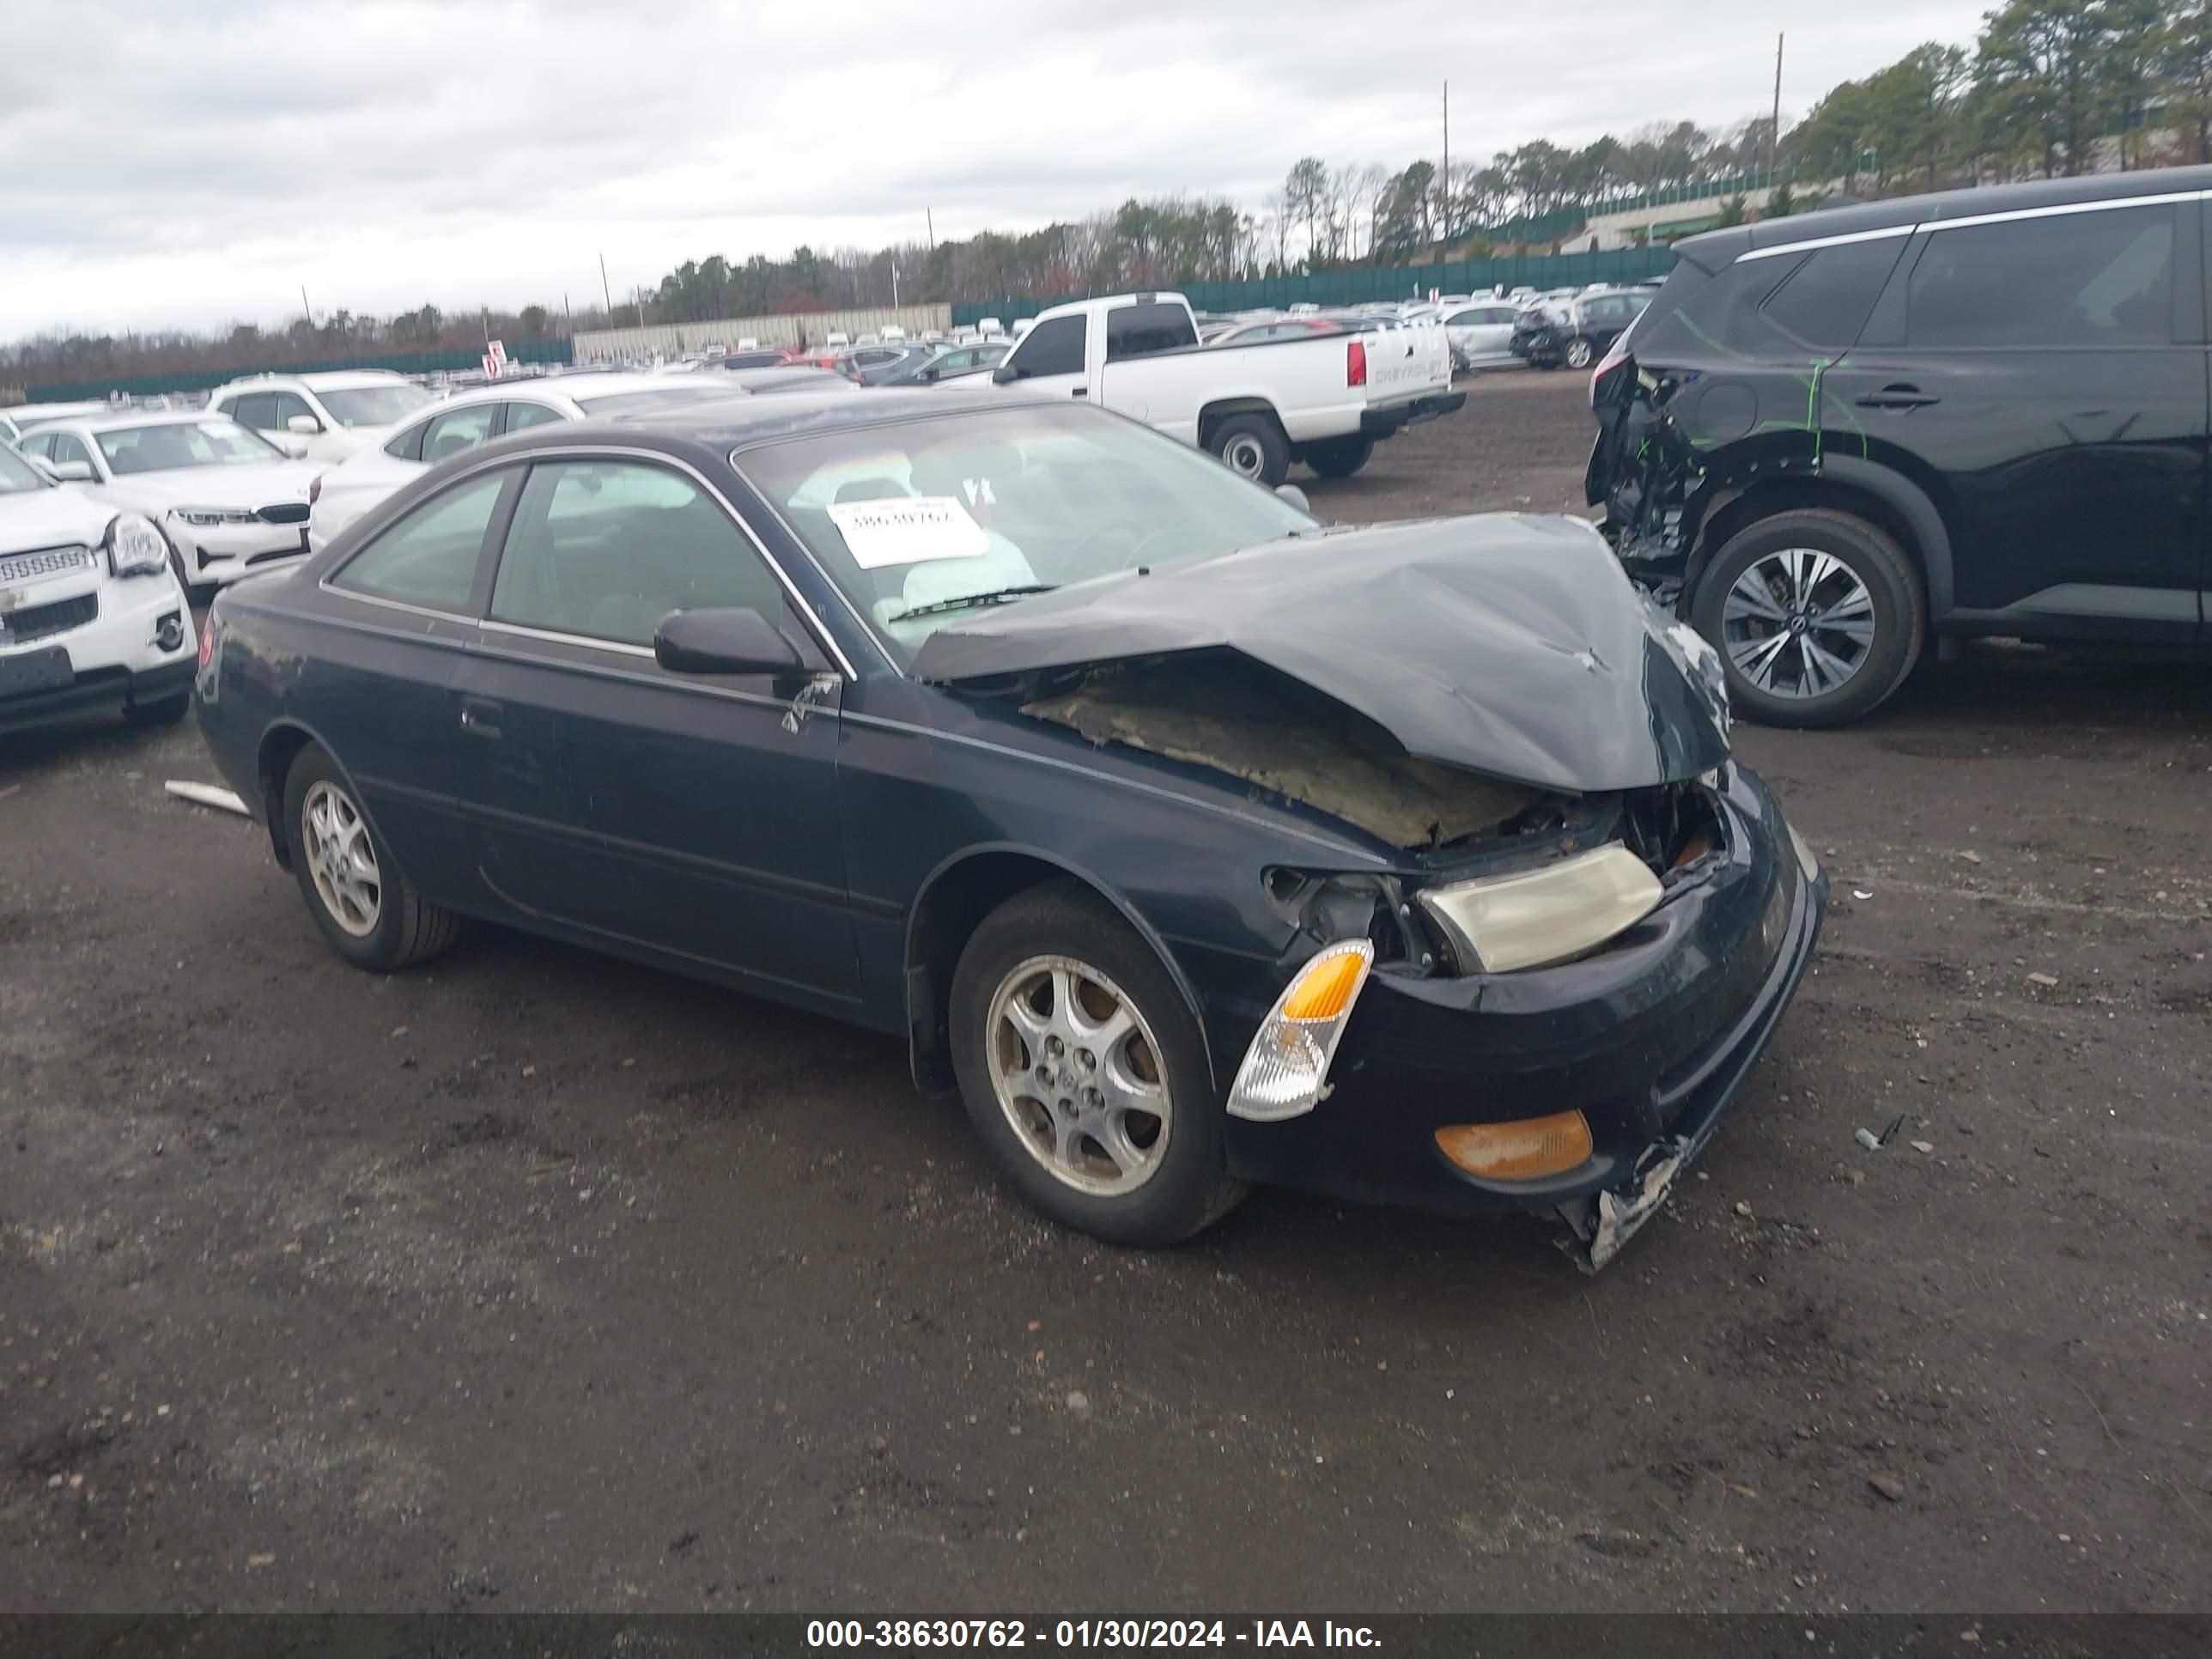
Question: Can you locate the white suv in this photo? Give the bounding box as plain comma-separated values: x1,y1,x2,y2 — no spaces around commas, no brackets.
205,371,434,465
0,441,195,736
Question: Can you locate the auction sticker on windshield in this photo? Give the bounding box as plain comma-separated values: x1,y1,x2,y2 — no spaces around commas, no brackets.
828,495,988,568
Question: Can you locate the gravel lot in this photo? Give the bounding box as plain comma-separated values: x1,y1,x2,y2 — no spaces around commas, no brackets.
3,371,2207,1614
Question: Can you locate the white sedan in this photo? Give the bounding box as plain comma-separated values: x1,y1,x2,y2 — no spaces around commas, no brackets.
306,371,769,550
15,412,319,590
1441,301,1522,372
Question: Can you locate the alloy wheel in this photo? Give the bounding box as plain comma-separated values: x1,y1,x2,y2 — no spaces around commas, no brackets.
987,954,1172,1196
301,780,381,937
1720,547,1876,701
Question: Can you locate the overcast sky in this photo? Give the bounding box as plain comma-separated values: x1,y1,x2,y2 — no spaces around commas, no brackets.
0,0,1990,341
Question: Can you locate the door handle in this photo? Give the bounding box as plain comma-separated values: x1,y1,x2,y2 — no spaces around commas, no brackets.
1855,384,1939,410
1071,387,1087,398
459,696,502,738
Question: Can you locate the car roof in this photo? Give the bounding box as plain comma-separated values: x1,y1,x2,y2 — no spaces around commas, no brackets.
212,369,411,393
1679,163,2212,266
593,387,1064,447
53,409,252,435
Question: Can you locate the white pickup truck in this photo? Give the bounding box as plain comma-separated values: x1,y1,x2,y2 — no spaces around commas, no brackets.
958,291,1463,486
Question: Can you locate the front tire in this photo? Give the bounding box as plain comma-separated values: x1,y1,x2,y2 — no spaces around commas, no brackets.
1564,335,1596,369
1690,507,1924,728
1306,438,1373,479
282,744,461,970
950,880,1243,1247
1210,413,1290,488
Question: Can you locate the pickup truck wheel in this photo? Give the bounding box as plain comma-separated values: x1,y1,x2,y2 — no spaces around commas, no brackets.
1305,438,1373,479
1211,415,1290,487
1690,508,1925,729
1564,336,1596,369
951,879,1245,1247
283,744,463,971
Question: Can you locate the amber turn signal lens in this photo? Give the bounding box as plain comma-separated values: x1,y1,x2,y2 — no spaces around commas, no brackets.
1435,1111,1595,1181
1280,948,1367,1020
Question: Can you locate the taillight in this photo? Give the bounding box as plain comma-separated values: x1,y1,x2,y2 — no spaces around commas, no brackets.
1346,339,1367,387
197,615,216,671
1590,337,1634,409
307,474,322,505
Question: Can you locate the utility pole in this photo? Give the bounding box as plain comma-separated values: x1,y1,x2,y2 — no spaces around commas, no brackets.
926,206,936,250
1441,81,1449,244
1769,33,1784,177
599,252,614,320
301,284,313,325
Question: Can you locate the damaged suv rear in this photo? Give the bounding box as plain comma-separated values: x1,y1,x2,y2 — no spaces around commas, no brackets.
199,392,1825,1272
1588,169,2206,726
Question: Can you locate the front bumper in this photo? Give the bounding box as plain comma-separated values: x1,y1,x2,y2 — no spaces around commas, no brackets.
175,519,312,585
0,570,195,735
1359,390,1468,439
1213,764,1826,1263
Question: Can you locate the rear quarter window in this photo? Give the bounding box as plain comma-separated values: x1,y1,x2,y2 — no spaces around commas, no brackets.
1105,301,1197,361
1759,237,1908,349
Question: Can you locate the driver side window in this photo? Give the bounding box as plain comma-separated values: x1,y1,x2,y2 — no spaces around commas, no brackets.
489,460,787,648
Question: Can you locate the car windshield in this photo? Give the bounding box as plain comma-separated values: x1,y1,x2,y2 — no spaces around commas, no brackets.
574,382,746,416
97,420,282,474
736,404,1318,664
317,385,433,427
0,444,48,493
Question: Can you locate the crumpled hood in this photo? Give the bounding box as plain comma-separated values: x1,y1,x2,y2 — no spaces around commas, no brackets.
0,484,119,555
911,513,1731,795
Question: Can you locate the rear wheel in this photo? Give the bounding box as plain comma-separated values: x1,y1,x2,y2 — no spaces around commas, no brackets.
950,880,1243,1246
1209,413,1290,487
283,744,462,970
1305,438,1374,479
1564,335,1596,369
1690,507,1924,728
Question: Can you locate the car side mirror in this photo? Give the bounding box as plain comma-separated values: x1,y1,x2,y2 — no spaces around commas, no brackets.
1274,483,1311,514
917,367,938,383
990,363,1018,385
287,414,323,435
653,607,808,677
46,459,95,483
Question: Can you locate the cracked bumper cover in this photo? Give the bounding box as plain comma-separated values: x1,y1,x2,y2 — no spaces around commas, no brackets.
1211,763,1826,1267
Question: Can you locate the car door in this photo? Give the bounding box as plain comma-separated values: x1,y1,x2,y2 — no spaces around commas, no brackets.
307,465,520,909
1825,197,2203,640
453,453,860,1005
994,313,1087,400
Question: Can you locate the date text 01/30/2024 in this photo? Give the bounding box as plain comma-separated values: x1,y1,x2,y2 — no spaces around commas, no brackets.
805,1620,1381,1649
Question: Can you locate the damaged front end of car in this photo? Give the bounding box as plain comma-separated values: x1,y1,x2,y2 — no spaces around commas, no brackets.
912,512,1820,1271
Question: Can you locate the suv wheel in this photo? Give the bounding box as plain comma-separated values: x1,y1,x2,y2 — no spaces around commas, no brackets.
950,879,1244,1247
1691,508,1925,728
1564,336,1596,369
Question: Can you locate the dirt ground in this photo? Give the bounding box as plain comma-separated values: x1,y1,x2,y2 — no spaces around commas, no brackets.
2,371,2207,1615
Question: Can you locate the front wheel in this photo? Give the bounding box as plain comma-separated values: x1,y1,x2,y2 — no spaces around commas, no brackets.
1305,438,1373,479
283,744,462,970
1689,508,1925,728
1564,336,1596,369
950,880,1244,1246
1209,414,1290,488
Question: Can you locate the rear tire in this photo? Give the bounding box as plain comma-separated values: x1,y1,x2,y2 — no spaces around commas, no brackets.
1209,413,1290,488
282,744,462,971
1564,336,1595,369
1690,507,1924,729
1305,438,1373,479
950,879,1244,1247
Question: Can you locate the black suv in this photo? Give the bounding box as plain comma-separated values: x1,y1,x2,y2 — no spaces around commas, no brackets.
1587,167,2206,726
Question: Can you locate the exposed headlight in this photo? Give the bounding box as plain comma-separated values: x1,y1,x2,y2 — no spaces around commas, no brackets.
1416,844,1662,975
173,506,258,527
106,512,171,578
1227,939,1373,1122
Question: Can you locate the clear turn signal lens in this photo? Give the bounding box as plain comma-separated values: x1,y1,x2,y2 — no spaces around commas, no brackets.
1227,939,1374,1123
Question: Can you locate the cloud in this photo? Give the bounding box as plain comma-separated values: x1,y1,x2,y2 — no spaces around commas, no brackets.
0,0,1990,337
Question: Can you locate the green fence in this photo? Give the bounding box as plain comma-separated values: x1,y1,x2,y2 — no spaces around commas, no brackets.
951,246,1678,327
19,339,575,404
